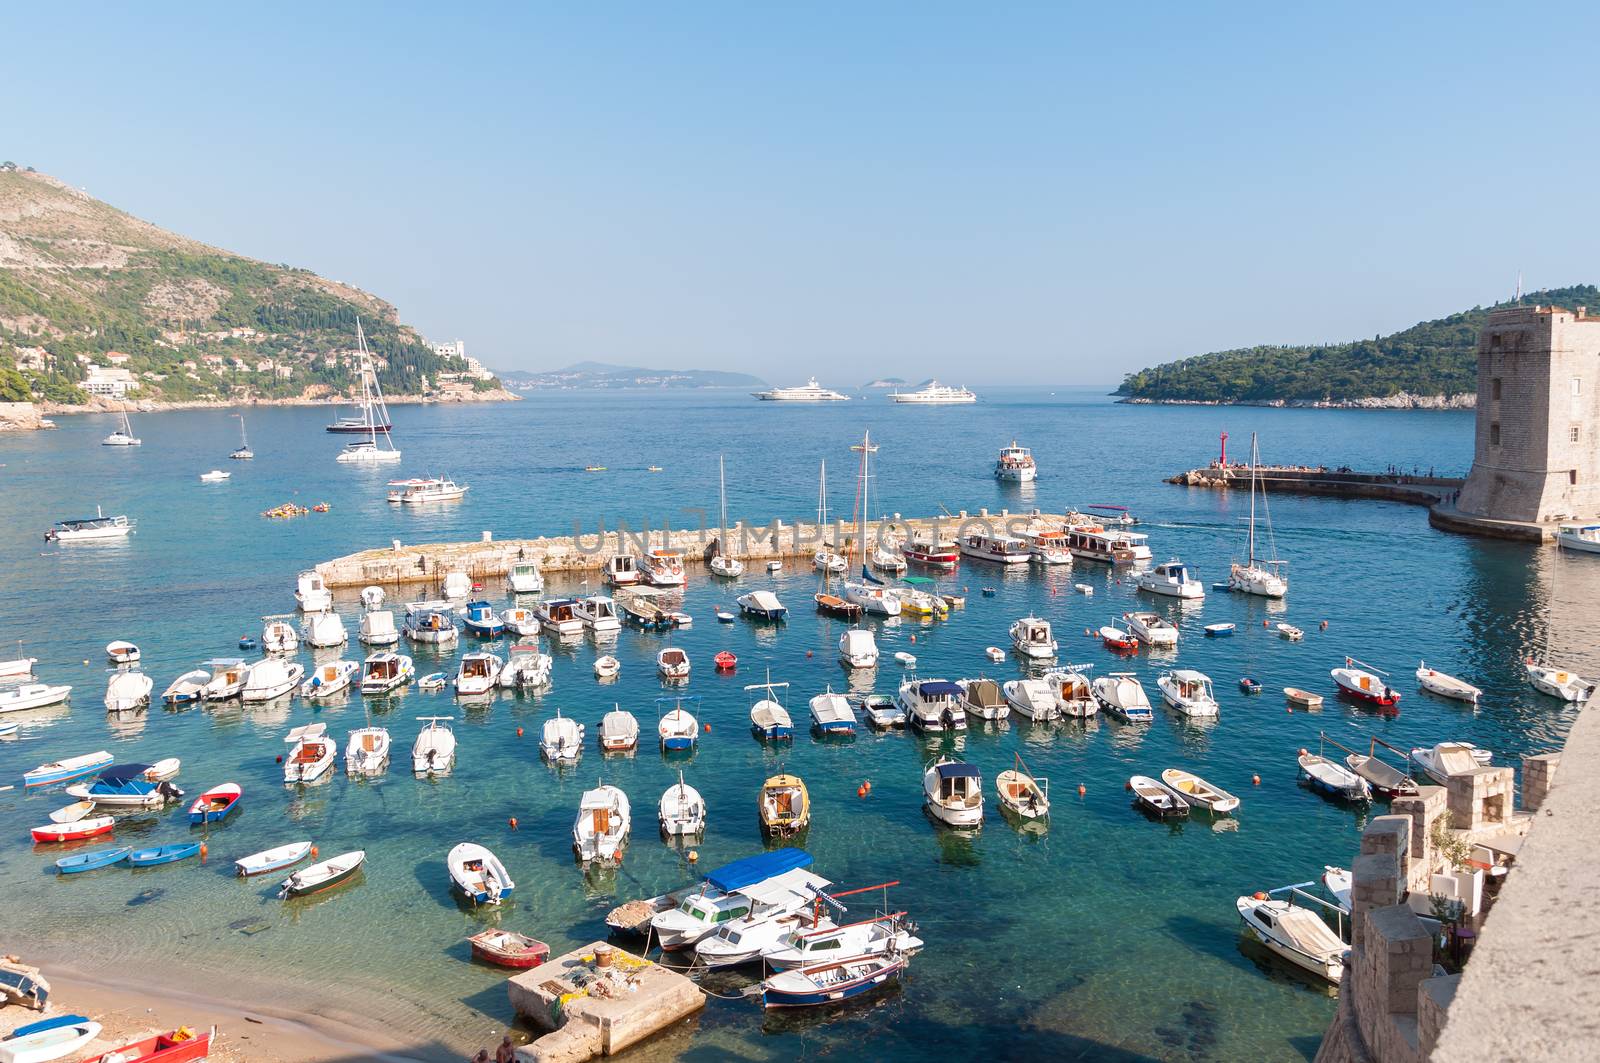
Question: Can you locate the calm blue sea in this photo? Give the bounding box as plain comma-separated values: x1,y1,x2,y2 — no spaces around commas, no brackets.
0,387,1593,1062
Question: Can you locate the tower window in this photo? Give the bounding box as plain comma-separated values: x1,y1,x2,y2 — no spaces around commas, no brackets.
1490,334,1502,349
1490,423,1501,446
1572,470,1579,486
1492,378,1502,400
1573,427,1582,443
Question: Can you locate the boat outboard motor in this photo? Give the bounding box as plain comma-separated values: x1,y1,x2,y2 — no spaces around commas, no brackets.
158,781,185,802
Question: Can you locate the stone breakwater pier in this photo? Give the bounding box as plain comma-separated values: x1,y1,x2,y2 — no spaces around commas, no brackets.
314,509,1054,589
1168,462,1462,508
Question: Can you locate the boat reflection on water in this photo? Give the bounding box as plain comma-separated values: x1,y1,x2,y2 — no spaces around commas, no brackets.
1236,933,1339,998
929,823,982,867
760,978,906,1034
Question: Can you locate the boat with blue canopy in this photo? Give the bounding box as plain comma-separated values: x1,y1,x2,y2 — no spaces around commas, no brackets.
461,600,505,637
66,763,184,808
56,846,133,874
646,848,815,951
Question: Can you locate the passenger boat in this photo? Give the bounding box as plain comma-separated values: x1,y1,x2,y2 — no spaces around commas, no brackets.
106,640,141,664
924,757,983,827
1123,611,1178,647
200,659,249,701
102,404,141,446
1237,888,1347,984
360,652,414,694
1098,624,1138,652
1129,775,1188,818
737,589,788,620
1002,678,1059,721
657,647,691,680
126,841,203,868
1043,669,1097,717
761,951,910,1008
454,651,503,695
748,676,795,740
753,376,850,401
602,554,638,587
79,1026,212,1063
45,508,134,543
1298,753,1371,802
575,595,623,632
1,683,72,715
295,570,333,612
24,750,114,789
995,439,1036,482
1205,623,1236,637
640,548,687,587
888,380,977,403
412,716,457,775
1228,434,1289,597
283,723,337,783
279,850,365,897
899,678,967,732
808,690,857,735
359,609,399,646
468,930,549,969
1136,559,1204,599
959,531,1031,564
1092,673,1154,722
161,669,208,705
1009,616,1057,658
838,628,878,668
241,658,304,701
903,533,959,567
1064,522,1152,564
658,695,699,750
447,842,514,905
55,848,130,875
1284,686,1321,708
235,841,313,877
0,1017,103,1061
1409,742,1492,786
860,693,907,729
345,725,391,775
599,707,639,751
500,643,553,689
1331,658,1400,707
104,670,153,713
1525,660,1594,702
1556,522,1600,554
536,598,584,637
1415,661,1482,704
403,601,458,645
540,709,585,764
1277,623,1304,641
759,774,811,836
386,477,468,504
1160,768,1239,813
1025,529,1072,565
186,782,242,824
460,600,504,638
300,660,357,700
996,753,1049,819
261,615,299,653
573,783,631,862
659,771,707,836
694,869,837,969
31,816,115,843
1157,670,1219,718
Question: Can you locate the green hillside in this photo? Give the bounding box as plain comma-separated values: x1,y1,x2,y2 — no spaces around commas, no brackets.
1116,285,1600,403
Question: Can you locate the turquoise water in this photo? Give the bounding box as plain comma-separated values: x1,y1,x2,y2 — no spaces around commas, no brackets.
1,388,1594,1061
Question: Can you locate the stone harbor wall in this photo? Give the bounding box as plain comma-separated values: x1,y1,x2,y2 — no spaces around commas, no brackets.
0,401,43,431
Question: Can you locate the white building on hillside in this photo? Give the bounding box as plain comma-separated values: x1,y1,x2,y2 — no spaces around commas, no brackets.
84,367,137,397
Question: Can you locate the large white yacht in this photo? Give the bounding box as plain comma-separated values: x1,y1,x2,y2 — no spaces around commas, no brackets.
752,377,850,401
889,380,977,404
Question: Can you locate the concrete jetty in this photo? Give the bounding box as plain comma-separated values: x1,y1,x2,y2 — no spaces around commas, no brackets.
508,943,704,1062
1168,463,1461,508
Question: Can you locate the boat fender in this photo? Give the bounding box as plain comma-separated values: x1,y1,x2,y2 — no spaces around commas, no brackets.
1252,775,1261,786
83,659,90,665
1077,784,1086,796
1298,748,1308,756
1252,891,1268,901
615,851,623,866
508,817,518,830
1124,780,1132,790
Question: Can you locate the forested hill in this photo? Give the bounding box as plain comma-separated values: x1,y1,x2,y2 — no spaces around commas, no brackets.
0,164,493,404
1115,285,1599,405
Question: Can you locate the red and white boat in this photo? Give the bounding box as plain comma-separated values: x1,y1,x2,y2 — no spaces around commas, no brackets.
714,651,737,671
1098,624,1139,653
32,815,115,843
1332,658,1401,708
903,533,958,568
467,929,550,969
82,1026,214,1063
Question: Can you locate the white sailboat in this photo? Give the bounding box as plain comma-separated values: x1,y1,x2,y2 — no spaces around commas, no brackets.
231,413,254,459
101,404,141,446
842,431,902,617
1228,433,1287,598
710,454,744,578
336,320,402,465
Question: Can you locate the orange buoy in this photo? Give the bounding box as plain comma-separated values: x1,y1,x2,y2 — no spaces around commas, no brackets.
688,850,698,863
909,634,916,643
1252,891,1268,901
1298,748,1308,756
857,786,866,798
806,650,813,658
862,780,871,794
275,754,283,764
516,727,523,737
1263,620,1269,627
1124,779,1132,791
703,723,712,733
1252,774,1261,786
615,850,624,865
199,843,207,862
310,846,318,858
1077,784,1086,796
1320,620,1329,630
508,817,518,830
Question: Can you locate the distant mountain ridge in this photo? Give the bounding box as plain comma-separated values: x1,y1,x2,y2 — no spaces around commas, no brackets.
497,361,766,390
1116,285,1600,407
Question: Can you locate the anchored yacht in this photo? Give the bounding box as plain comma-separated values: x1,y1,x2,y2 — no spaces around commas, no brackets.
889,381,977,404
753,377,850,401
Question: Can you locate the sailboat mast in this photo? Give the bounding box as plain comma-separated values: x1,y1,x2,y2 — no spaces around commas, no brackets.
718,454,729,548
1247,432,1259,566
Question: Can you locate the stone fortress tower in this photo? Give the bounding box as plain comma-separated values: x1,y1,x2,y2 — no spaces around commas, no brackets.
1453,303,1600,530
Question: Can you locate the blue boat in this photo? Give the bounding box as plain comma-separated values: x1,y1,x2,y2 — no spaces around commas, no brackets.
706,848,813,893
127,842,203,867
462,600,505,637
67,764,183,808
23,750,114,789
239,636,259,651
1205,623,1236,637
9,1014,89,1039
187,782,242,825
56,846,132,874
761,952,909,1008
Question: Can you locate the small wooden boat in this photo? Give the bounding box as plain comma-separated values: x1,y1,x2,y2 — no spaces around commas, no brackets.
659,771,707,836
1074,583,1094,595
127,842,203,868
31,816,114,843
48,801,95,825
1415,661,1481,704
985,646,1005,662
814,592,863,620
106,640,140,664
893,651,917,667
714,651,737,671
1129,775,1188,818
161,669,210,705
187,782,242,825
1238,677,1263,694
767,560,782,572
144,757,181,782
1204,623,1235,637
1298,753,1371,802
447,842,515,906
1284,687,1323,709
468,929,549,969
79,1026,213,1063
657,698,699,751
279,849,365,898
599,708,639,752
0,1018,103,1061
747,677,795,741
1344,752,1419,799
995,754,1049,820
55,846,132,874
418,672,447,691
235,840,314,877
1099,624,1138,652
715,609,736,623
594,655,620,679
760,952,909,1008
657,647,691,680
1276,623,1304,641
1159,768,1239,814
759,773,810,836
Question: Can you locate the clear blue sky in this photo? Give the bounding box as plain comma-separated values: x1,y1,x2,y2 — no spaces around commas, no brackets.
7,3,1599,383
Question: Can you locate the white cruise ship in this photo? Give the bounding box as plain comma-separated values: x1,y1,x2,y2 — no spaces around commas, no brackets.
752,377,850,401
889,380,978,404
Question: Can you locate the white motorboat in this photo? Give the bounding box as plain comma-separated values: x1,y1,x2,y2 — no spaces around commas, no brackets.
710,553,744,578
403,601,458,644
261,615,299,653
889,380,977,404
599,706,639,751
45,507,134,542
502,606,541,638
360,652,414,694
447,842,514,906
300,610,347,648
808,689,857,735
575,595,622,633
1298,753,1371,802
923,757,984,827
1161,768,1239,813
201,658,249,700
603,554,638,587
509,559,546,594
1137,559,1205,599
386,476,468,504
1092,673,1154,722
1409,742,1492,786
345,726,391,775
957,677,1010,720
1002,678,1059,721
1043,669,1097,718
959,532,1031,564
839,628,878,668
764,912,924,971
1415,661,1482,704
106,640,140,664
814,549,849,575
693,867,834,967
242,658,304,701
860,693,906,729
659,771,706,836
412,716,457,775
657,647,691,680
870,540,908,573
658,697,699,750
640,548,687,587
541,709,585,764
1322,867,1353,914
995,439,1036,482
536,598,585,637
199,469,231,482
1009,616,1057,659
1026,528,1073,565
573,783,631,862
899,677,967,732
1277,623,1305,641
1237,891,1347,984
283,722,337,783
0,652,36,679
753,376,850,401
334,324,402,464
1,683,72,714
1556,522,1600,554
996,754,1049,819
1228,433,1289,597
594,655,620,680
1331,659,1400,707
738,589,788,620
844,580,902,617
295,570,333,612
455,652,503,695
359,609,399,646
300,659,358,699
1525,660,1594,702
102,404,141,446
1157,670,1219,718
500,643,553,689
361,585,383,609
1123,611,1178,647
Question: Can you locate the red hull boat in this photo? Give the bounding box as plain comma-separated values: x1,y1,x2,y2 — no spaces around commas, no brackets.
82,1026,213,1063
468,930,549,968
32,817,114,843
714,651,737,671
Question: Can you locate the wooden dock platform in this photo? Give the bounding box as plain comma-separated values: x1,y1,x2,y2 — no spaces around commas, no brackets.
508,943,704,1062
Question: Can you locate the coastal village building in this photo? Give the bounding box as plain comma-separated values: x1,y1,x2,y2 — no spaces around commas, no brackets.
83,365,136,397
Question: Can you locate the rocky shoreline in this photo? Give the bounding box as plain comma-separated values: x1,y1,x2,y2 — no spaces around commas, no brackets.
31,388,520,418
1118,391,1475,410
